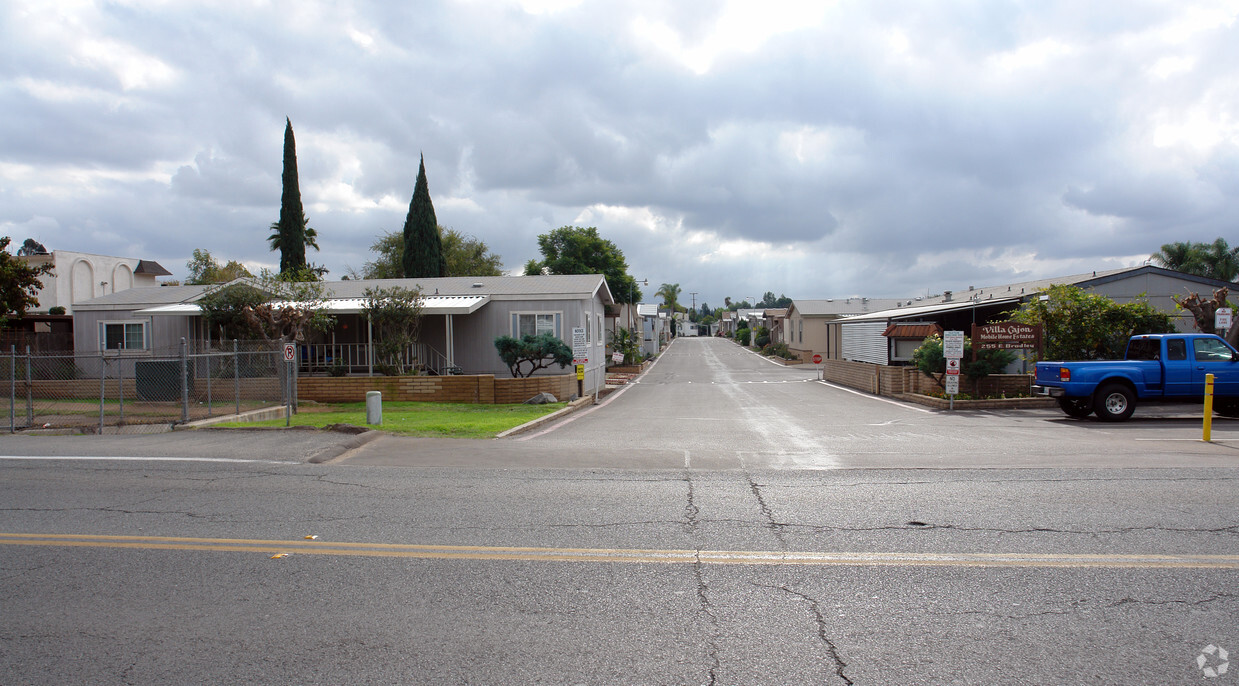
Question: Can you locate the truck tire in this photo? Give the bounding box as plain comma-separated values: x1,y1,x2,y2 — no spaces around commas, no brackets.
1057,397,1093,418
1093,383,1135,422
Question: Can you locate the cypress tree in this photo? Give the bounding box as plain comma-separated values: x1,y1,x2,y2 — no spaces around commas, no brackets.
401,154,445,278
273,117,307,274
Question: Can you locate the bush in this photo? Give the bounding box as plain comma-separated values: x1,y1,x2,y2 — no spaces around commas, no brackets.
762,341,794,359
737,328,751,346
755,334,770,347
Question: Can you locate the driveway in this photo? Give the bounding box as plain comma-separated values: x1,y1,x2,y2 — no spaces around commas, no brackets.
337,337,1239,469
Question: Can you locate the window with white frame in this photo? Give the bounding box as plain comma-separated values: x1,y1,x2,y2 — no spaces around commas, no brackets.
101,321,146,351
512,312,561,339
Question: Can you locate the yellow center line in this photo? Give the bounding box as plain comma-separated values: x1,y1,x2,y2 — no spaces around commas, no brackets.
2,532,1237,568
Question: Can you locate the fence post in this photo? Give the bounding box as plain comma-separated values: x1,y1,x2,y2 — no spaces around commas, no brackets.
206,346,213,416
234,339,240,417
9,345,15,433
99,351,106,434
25,346,32,426
181,337,189,424
117,352,124,425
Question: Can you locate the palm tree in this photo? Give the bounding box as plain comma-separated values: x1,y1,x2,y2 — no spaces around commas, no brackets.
1151,238,1238,282
1151,241,1202,272
657,283,682,336
1198,238,1239,282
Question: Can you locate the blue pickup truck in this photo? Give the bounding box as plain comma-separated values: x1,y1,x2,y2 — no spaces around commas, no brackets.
1033,333,1239,421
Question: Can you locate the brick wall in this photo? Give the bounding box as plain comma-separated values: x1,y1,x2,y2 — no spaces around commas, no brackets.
298,373,575,405
25,377,280,401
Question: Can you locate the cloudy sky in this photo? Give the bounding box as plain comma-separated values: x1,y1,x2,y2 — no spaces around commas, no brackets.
3,1,1237,307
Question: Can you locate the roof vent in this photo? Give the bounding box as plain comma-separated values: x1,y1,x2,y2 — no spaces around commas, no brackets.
943,291,953,302
472,282,484,288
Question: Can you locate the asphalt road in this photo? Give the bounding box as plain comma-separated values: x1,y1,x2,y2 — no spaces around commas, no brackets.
2,337,1238,684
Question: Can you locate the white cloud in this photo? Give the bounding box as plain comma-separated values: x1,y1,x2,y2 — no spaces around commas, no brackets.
3,0,1238,301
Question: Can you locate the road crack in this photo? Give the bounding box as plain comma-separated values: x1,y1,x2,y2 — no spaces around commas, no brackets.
760,583,854,685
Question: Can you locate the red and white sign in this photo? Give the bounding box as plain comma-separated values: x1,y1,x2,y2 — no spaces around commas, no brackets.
812,354,822,365
945,358,961,375
283,344,295,361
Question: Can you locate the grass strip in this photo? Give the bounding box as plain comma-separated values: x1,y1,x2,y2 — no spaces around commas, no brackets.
213,401,566,438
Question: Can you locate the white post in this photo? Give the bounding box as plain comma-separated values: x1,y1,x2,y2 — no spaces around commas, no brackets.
366,390,382,425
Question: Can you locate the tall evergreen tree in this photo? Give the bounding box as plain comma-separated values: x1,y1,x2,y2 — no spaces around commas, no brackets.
401,154,445,278
268,118,318,275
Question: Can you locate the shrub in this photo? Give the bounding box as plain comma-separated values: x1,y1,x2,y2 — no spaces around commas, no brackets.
737,328,751,346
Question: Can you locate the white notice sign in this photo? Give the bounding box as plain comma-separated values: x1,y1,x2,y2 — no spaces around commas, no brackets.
1217,308,1233,331
572,327,588,363
943,330,965,358
945,375,959,395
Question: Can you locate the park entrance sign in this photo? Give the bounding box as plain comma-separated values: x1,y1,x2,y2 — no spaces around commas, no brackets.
972,322,1042,356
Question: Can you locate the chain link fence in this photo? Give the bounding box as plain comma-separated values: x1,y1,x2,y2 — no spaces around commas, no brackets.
2,339,294,434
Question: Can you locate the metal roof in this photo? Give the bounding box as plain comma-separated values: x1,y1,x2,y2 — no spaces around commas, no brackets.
137,295,490,317
76,274,613,310
790,298,909,317
841,295,1024,323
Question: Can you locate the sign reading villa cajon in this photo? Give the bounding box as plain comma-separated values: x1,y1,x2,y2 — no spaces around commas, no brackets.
970,322,1042,358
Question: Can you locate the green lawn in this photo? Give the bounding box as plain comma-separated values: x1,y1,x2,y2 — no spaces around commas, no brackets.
214,401,567,438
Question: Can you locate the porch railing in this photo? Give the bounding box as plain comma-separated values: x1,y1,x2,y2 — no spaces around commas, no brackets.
299,341,456,376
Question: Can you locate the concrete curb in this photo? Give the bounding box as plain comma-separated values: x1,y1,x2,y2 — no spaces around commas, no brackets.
895,393,1058,411
308,429,384,464
494,395,595,439
174,405,290,430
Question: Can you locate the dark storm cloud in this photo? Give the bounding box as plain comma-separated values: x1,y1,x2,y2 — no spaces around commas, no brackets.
2,0,1236,304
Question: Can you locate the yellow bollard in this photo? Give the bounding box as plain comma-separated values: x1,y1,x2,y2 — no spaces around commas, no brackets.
1203,373,1214,442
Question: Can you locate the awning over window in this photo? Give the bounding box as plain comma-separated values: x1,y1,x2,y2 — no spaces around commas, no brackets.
882,323,942,339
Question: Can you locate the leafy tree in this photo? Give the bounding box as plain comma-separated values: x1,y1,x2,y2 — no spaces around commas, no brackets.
493,333,572,378
186,248,253,285
16,239,47,256
401,155,445,278
524,226,641,304
268,118,319,275
197,283,270,340
0,236,53,323
442,228,503,277
362,286,424,375
356,227,503,279
1008,284,1175,361
1151,238,1239,282
199,268,334,344
912,334,1016,394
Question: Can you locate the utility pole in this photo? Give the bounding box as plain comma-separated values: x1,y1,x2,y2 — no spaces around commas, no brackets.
689,292,697,312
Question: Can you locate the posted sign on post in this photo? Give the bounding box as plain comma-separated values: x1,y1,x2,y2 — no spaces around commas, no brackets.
943,331,964,408
572,327,588,364
1217,308,1233,332
943,331,965,358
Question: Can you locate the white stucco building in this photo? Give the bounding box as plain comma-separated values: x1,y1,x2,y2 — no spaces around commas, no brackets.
18,250,172,314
